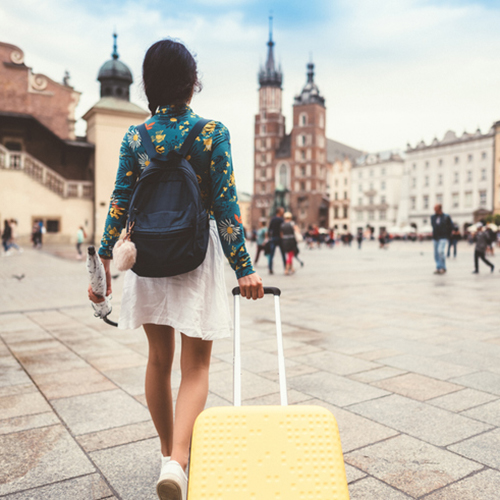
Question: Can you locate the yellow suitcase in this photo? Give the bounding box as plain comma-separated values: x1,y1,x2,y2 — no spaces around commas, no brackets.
188,287,350,499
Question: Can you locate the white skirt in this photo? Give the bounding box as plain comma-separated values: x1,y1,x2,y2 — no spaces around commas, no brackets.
118,220,232,340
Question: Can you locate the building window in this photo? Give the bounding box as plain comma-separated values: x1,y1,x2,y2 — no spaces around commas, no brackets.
301,166,306,176
260,184,266,194
411,197,416,209
261,125,266,134
46,219,60,233
370,169,374,177
468,154,473,162
436,193,443,204
344,178,348,186
261,139,266,149
481,168,487,181
344,191,347,200
369,182,374,190
358,197,363,206
438,159,443,166
425,161,429,168
334,207,339,219
481,152,487,160
300,182,305,191
424,176,429,187
334,192,338,200
454,156,459,164
261,153,266,164
412,178,416,188
301,135,306,146
464,191,472,208
479,190,487,206
381,195,386,204
301,150,306,160
343,207,348,219
300,113,307,126
359,184,363,192
380,210,386,220
356,211,363,221
454,172,459,183
438,174,443,185
368,196,374,205
381,181,386,190
452,193,459,208
381,168,386,176
358,171,363,178
261,208,266,218
423,195,429,209
467,170,472,182
368,210,375,221
278,163,289,189
412,163,416,170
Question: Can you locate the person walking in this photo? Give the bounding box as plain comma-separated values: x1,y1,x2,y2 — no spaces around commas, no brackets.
281,212,297,275
76,226,86,260
267,206,286,274
88,39,263,500
447,224,460,258
356,229,363,249
2,220,12,255
254,220,267,265
431,204,453,274
472,224,494,274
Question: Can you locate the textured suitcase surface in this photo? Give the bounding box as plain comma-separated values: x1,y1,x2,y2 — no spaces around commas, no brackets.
189,405,349,499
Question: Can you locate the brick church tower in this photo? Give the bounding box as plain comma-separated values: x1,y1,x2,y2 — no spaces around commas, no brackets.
251,18,286,227
291,62,329,229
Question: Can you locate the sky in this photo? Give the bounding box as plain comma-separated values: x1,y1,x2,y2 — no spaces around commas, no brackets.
1,0,500,194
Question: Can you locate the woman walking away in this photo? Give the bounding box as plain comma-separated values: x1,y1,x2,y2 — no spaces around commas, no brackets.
281,212,297,275
88,39,263,500
472,224,494,274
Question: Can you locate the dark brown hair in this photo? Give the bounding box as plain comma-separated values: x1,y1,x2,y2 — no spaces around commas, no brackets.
143,39,202,115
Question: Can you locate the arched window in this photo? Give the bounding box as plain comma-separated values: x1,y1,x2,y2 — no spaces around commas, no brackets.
276,163,290,190
300,113,307,126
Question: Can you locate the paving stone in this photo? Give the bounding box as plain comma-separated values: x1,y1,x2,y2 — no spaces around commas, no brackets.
349,367,407,383
0,412,59,435
355,348,403,361
16,350,89,376
427,388,498,413
371,373,463,401
1,473,112,499
85,348,147,371
77,420,158,453
0,425,95,495
242,389,313,406
292,350,380,375
423,469,500,500
7,338,66,355
347,476,412,499
208,368,280,401
349,394,492,446
101,365,147,396
90,437,160,500
450,371,500,396
461,399,500,426
379,354,476,381
288,370,389,407
305,399,399,453
0,355,32,388
215,348,301,374
0,383,36,398
345,434,481,497
344,463,366,484
448,428,500,469
0,391,52,420
31,366,117,400
51,389,151,435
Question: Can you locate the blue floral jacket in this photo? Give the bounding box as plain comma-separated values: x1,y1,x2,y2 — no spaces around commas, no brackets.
99,104,254,279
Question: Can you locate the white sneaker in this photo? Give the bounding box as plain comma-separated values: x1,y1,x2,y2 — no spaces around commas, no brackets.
156,460,187,500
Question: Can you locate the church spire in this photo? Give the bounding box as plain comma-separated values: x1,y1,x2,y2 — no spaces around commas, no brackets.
294,59,325,107
258,16,282,88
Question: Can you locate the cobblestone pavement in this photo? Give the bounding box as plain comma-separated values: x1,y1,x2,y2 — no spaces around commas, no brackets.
1,240,499,499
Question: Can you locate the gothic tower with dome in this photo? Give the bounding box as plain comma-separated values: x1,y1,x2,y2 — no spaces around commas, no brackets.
84,33,148,242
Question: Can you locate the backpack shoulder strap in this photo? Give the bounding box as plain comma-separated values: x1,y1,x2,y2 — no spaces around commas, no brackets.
137,124,158,159
179,118,211,158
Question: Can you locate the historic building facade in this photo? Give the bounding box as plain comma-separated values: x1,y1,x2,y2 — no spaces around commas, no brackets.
0,36,148,244
250,27,362,231
350,152,404,234
400,129,494,231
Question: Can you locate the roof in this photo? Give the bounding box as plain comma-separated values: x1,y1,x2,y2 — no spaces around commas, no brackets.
258,18,282,88
275,134,291,158
327,138,363,163
407,127,494,152
84,97,148,117
294,63,325,107
97,33,132,84
355,150,404,166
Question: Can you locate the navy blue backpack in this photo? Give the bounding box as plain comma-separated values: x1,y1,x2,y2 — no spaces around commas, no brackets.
126,118,210,278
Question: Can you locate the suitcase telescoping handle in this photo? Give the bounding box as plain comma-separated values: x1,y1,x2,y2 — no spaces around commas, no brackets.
231,287,288,407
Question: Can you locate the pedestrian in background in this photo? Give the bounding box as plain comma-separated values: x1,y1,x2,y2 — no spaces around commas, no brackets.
281,212,297,275
447,224,460,258
472,224,494,274
431,204,453,275
254,220,267,265
267,206,286,274
2,220,12,255
356,229,363,249
76,226,86,260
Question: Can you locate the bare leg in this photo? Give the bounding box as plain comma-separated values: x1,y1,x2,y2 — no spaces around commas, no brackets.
171,333,212,470
143,324,175,458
